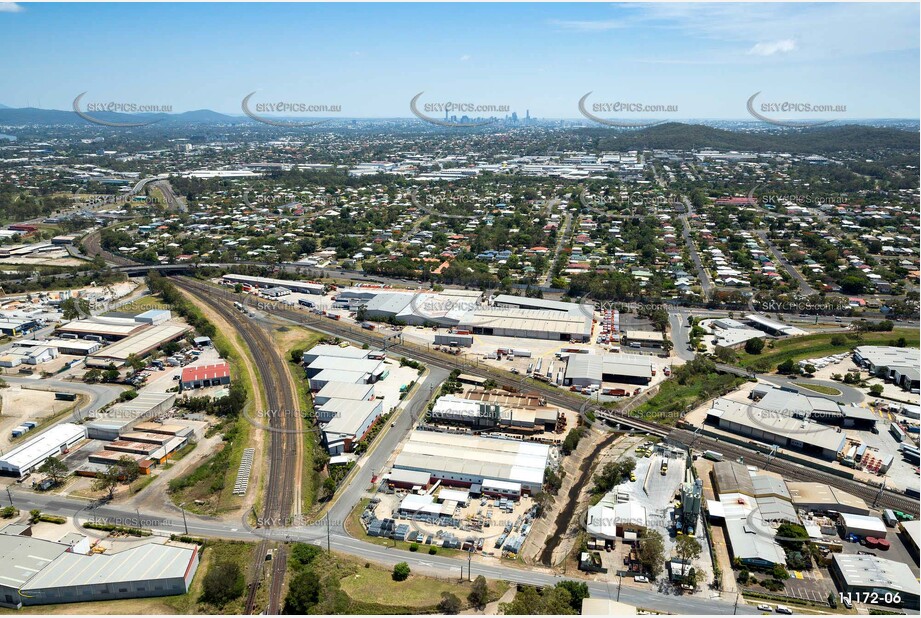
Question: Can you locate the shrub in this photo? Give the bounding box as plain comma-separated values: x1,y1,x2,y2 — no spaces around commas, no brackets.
392,561,410,581
409,543,419,552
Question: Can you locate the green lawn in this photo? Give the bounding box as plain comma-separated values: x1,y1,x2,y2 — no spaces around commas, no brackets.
626,373,746,425
737,329,919,372
792,382,842,396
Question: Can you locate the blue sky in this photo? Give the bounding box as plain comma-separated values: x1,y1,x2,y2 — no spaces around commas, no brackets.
1,2,918,119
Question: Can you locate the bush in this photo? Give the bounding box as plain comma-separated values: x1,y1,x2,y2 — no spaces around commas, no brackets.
409,543,419,552
438,592,462,615
392,561,410,581
428,547,437,555
200,561,244,605
744,338,765,355
0,506,17,519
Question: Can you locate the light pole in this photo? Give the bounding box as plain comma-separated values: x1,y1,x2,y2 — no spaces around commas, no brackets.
6,486,12,507
179,503,188,535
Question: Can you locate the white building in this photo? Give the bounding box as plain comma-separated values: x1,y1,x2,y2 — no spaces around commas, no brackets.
0,423,86,477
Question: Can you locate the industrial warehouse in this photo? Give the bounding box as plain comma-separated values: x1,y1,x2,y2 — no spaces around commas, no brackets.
221,273,324,295
346,289,593,341
0,527,199,609
0,423,86,477
564,353,655,387
391,430,551,495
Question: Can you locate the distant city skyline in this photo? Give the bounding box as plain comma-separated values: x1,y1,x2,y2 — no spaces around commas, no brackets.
1,3,918,119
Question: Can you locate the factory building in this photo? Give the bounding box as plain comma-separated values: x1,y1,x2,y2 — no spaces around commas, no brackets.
221,273,324,295
853,346,920,392
0,423,86,477
838,513,887,539
180,362,231,390
86,322,190,368
392,430,550,495
463,307,592,342
305,356,385,381
830,554,919,610
317,398,384,455
744,314,806,337
134,309,171,325
86,392,177,440
56,317,147,341
308,369,371,391
785,482,870,516
15,338,102,356
564,354,654,387
301,344,371,365
705,397,846,460
313,382,375,406
0,530,199,609
622,330,666,349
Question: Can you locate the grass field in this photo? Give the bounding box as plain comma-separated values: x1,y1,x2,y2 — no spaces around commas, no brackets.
793,382,842,396
628,373,747,425
737,329,919,372
275,325,324,513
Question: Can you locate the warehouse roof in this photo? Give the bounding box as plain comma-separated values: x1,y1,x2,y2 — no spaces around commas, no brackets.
462,307,591,336
388,468,431,486
307,356,383,374
724,517,787,565
22,541,197,591
304,344,370,360
365,292,414,315
712,461,755,496
832,554,919,595
319,399,382,436
0,534,70,586
839,513,886,535
854,346,920,370
708,399,846,454
181,362,230,383
57,317,145,337
492,294,587,314
786,482,868,514
394,431,549,486
88,322,191,365
0,423,86,470
314,381,374,401
88,392,176,432
310,369,369,385
624,330,665,342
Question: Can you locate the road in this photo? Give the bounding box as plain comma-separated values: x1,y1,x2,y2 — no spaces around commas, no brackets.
6,486,756,614
755,229,817,296
678,199,713,298
668,308,696,361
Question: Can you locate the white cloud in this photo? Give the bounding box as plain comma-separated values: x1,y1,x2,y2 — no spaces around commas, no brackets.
459,54,471,61
747,39,797,56
0,3,24,12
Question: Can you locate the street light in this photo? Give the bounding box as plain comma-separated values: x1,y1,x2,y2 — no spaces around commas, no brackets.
179,503,188,535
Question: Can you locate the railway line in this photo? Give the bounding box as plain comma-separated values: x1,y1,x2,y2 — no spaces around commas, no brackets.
671,429,919,514
214,284,918,517
172,277,301,614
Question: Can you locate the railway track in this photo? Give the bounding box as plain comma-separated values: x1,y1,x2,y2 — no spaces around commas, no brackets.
231,289,917,515
172,277,301,614
672,429,919,515
173,277,918,517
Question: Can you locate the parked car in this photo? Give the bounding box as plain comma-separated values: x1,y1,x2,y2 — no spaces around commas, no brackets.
633,575,649,583
757,604,772,612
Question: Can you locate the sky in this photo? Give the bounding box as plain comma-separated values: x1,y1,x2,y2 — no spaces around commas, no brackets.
1,2,919,119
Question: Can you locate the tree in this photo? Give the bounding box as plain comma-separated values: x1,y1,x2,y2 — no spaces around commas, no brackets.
637,530,665,579
116,455,140,484
438,592,462,615
803,364,817,376
61,298,90,320
200,561,244,605
777,358,798,374
83,368,102,383
830,335,847,346
392,562,410,581
555,580,589,612
744,338,764,355
38,456,68,486
103,367,121,383
125,354,145,372
284,569,321,613
500,585,577,615
674,535,702,579
92,466,120,500
869,384,884,396
290,348,303,364
469,575,489,609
